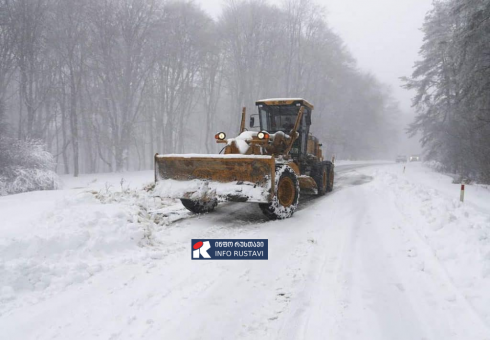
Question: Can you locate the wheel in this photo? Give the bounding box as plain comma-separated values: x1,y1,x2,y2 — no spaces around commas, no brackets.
259,165,299,220
326,164,334,192
180,198,218,214
311,164,328,196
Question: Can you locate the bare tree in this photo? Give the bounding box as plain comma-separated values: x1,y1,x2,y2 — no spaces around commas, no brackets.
0,0,402,178
10,0,53,139
89,0,158,171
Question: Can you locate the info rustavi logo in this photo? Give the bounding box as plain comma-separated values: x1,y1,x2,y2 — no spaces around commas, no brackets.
193,241,211,258
191,239,268,260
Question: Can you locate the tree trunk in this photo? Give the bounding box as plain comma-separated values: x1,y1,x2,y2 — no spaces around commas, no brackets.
69,69,79,177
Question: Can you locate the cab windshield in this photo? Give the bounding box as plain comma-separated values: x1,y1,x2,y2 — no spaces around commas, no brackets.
258,105,303,133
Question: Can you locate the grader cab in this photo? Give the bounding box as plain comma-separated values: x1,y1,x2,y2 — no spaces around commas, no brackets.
154,98,334,219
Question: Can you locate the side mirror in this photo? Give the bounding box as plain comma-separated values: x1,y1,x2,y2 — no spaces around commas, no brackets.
250,114,258,128
249,114,259,128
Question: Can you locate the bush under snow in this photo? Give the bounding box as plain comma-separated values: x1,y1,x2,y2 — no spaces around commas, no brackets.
0,137,59,196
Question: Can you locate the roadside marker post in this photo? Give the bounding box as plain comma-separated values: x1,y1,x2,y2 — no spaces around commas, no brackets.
460,184,465,202
403,166,406,173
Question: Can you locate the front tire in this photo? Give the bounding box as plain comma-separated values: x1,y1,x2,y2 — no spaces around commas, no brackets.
259,166,299,220
180,198,218,214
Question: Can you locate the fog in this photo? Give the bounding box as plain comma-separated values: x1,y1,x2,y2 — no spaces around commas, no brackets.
322,0,433,155
198,0,432,112
197,0,434,154
1,0,489,186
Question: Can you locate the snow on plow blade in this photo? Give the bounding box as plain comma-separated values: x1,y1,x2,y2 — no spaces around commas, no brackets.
154,154,275,203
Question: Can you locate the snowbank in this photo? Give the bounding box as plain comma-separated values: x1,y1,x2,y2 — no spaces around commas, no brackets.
0,172,188,313
0,192,142,305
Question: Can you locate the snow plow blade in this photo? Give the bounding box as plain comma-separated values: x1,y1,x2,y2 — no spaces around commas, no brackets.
154,154,275,203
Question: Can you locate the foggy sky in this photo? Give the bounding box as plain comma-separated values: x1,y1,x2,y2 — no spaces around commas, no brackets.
195,0,433,114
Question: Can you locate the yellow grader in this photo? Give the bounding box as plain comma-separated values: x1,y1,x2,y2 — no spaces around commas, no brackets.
154,98,334,219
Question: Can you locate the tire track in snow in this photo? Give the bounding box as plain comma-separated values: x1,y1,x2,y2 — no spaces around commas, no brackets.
276,166,490,340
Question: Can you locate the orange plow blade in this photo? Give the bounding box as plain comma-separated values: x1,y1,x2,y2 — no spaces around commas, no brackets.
154,154,275,203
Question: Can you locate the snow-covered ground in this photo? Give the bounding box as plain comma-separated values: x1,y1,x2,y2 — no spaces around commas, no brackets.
1,162,490,339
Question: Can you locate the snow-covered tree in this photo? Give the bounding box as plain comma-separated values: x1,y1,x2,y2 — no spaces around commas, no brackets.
405,0,490,182
0,137,59,195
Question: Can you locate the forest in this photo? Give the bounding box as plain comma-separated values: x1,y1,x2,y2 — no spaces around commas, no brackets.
404,0,490,183
0,0,400,191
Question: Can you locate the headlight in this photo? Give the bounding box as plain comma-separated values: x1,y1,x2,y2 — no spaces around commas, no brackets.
215,132,226,140
257,131,270,140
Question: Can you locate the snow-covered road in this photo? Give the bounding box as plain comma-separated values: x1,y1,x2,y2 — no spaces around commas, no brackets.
1,163,490,339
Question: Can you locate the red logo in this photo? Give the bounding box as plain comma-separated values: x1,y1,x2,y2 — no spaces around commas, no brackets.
193,241,203,250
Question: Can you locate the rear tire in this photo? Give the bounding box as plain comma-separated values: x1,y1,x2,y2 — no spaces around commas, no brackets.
326,163,334,192
311,164,328,196
259,165,299,220
180,199,218,214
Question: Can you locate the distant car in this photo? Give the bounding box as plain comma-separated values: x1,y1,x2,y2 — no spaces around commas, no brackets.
410,155,420,162
396,155,407,163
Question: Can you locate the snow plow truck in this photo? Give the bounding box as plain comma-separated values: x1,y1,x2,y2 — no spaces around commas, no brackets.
154,98,334,219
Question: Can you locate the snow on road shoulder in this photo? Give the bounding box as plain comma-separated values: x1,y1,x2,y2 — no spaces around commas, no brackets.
0,193,139,300
367,163,490,326
0,174,188,314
